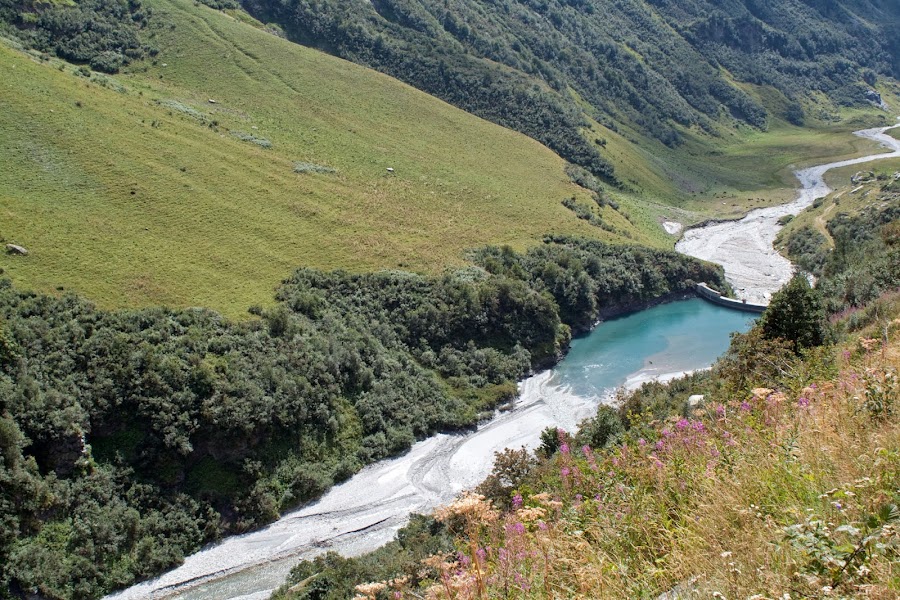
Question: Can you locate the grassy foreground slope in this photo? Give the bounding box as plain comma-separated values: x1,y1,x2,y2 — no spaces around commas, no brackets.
0,0,615,318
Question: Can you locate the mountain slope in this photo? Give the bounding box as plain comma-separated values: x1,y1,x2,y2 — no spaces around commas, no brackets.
1,0,621,318
240,0,900,176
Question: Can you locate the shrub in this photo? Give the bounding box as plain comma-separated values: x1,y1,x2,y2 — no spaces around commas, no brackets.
760,274,827,351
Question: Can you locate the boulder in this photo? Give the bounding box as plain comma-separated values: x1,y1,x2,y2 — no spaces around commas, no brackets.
865,89,888,110
5,243,28,256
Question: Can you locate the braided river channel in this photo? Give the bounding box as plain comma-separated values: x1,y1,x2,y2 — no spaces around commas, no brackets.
110,120,900,600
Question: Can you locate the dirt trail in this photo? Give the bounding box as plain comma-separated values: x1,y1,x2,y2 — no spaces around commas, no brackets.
676,121,900,304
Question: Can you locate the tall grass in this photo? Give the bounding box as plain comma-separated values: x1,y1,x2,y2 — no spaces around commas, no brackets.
359,324,900,599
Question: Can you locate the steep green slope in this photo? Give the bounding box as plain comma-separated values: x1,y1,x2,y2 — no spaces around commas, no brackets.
0,0,622,318
240,0,899,179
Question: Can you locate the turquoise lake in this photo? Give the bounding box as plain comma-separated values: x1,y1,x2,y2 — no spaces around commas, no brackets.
549,297,758,397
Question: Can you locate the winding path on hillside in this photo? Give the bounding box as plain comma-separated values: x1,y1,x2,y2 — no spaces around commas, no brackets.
108,120,900,600
676,120,900,304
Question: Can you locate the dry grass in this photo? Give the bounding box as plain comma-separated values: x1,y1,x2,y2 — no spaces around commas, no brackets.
374,318,900,599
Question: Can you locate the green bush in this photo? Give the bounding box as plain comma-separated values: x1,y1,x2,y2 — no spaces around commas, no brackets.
760,274,827,351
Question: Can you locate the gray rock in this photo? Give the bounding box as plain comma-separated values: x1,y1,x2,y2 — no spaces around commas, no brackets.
865,89,888,110
5,243,28,256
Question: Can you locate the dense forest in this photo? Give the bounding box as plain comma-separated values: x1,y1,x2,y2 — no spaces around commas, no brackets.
0,238,721,598
238,0,900,177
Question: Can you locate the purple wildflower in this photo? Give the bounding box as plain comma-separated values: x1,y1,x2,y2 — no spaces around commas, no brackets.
512,494,523,509
505,522,526,536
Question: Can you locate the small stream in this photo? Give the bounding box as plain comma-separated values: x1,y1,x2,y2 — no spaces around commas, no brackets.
110,119,900,600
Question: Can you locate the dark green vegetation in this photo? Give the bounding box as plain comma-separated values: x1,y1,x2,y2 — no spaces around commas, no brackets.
759,274,827,352
0,238,721,598
0,0,154,72
781,175,900,318
239,0,900,178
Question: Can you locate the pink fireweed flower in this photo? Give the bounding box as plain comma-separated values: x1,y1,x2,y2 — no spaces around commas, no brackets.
676,418,689,430
797,397,810,408
560,466,571,477
715,404,726,418
512,494,523,509
638,438,647,446
740,401,751,412
475,547,487,562
505,522,526,536
514,571,531,591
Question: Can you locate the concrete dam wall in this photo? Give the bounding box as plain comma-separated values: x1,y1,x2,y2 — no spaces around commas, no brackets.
696,283,767,314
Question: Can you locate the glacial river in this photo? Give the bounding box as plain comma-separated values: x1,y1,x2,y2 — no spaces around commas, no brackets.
111,300,755,600
110,119,900,600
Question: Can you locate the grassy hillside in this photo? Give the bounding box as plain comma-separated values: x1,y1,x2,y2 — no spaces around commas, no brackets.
239,0,900,179
0,0,624,318
1,0,897,317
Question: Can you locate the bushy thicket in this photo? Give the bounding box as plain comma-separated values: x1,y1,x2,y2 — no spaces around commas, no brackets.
0,0,153,72
0,238,722,598
783,191,900,316
236,0,898,178
473,235,719,333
